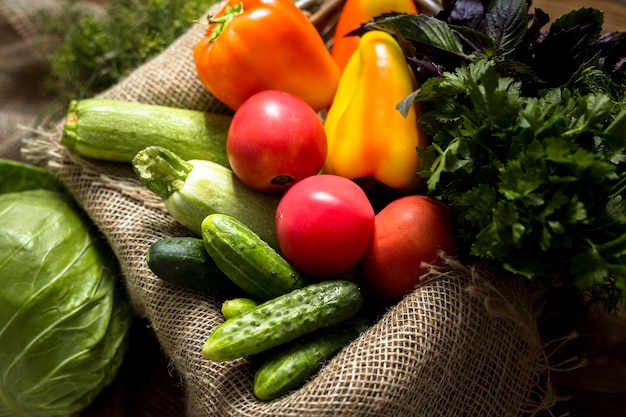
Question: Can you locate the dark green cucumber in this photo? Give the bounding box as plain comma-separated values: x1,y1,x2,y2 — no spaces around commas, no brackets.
62,98,232,166
201,213,310,301
253,318,372,401
146,236,240,295
202,280,363,362
221,298,260,320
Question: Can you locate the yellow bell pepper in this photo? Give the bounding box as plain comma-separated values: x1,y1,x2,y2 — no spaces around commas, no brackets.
323,30,428,190
331,0,419,73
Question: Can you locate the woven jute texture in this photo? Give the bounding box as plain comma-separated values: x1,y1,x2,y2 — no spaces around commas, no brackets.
9,1,556,415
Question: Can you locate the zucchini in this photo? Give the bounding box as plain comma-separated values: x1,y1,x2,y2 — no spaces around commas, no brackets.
253,318,372,401
132,146,280,248
202,280,363,362
221,298,260,320
62,98,232,166
202,213,310,301
146,236,241,295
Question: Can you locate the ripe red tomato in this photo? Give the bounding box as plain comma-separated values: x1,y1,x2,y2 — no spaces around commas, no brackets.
359,195,457,301
275,174,375,278
226,90,327,192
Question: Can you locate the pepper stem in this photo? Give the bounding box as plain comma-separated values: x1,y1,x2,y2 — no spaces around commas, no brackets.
207,3,244,43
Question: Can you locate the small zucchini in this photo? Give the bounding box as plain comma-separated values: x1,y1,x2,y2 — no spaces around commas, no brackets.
132,146,281,248
221,298,260,320
202,280,363,362
62,98,232,166
253,318,372,401
202,213,310,301
146,236,240,295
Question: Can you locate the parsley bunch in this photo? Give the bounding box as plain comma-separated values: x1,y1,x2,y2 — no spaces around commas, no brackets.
365,0,626,312
417,60,626,310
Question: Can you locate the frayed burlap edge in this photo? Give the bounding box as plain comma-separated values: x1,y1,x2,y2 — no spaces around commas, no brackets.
422,255,585,416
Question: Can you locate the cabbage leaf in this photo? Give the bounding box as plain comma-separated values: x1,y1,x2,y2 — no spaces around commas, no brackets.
0,158,66,195
0,189,132,416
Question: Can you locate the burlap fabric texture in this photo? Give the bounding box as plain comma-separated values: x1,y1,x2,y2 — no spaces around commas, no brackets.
18,1,557,415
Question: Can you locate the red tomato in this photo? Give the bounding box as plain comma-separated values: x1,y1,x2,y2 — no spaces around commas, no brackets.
360,195,457,301
226,90,327,192
275,174,375,278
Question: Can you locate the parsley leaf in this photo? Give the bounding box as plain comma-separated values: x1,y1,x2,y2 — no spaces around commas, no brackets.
414,57,626,312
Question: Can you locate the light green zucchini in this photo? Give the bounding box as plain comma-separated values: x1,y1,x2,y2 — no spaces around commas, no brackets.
62,98,232,166
132,146,280,248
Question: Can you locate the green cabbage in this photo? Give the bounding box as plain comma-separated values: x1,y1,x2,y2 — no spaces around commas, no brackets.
0,181,132,416
0,159,67,195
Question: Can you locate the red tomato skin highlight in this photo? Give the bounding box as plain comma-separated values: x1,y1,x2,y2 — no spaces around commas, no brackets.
275,174,375,278
226,90,327,192
360,195,457,301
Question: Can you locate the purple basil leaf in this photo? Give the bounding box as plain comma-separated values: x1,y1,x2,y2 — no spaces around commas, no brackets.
532,8,606,86
549,7,603,44
437,0,488,30
484,0,529,54
526,7,550,42
595,31,626,77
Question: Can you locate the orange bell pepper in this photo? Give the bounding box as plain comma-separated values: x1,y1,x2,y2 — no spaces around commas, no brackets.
331,0,418,73
193,0,340,111
323,30,428,190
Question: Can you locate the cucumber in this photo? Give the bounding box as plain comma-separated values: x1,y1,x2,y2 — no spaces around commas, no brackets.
221,298,260,320
202,213,310,301
132,146,281,248
253,318,372,401
62,98,232,166
146,236,241,295
202,280,363,362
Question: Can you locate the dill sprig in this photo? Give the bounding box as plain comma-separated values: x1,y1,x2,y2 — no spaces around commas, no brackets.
38,0,218,103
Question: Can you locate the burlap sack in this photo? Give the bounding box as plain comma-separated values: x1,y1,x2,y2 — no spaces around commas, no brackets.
18,1,557,415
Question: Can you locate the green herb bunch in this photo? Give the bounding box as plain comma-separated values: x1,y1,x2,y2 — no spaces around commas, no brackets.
365,0,626,312
39,0,218,102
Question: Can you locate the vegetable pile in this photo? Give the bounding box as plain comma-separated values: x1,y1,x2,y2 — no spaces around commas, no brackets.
366,0,626,311
47,0,625,404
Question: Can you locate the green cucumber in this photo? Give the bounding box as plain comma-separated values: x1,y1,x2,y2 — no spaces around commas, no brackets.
62,98,232,166
221,298,260,320
253,318,372,401
202,280,363,362
146,236,240,295
132,146,280,247
202,213,309,301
